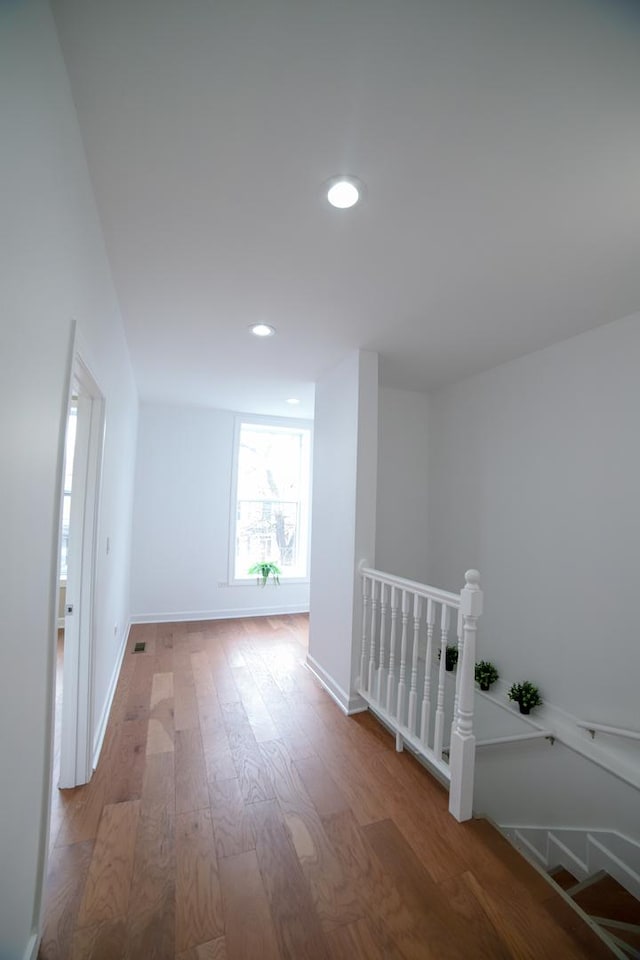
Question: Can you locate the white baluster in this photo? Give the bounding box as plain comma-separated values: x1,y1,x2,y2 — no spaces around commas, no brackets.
386,586,398,715
395,590,410,750
368,579,378,697
420,598,436,746
377,583,388,705
450,608,463,743
360,575,369,692
449,571,483,823
433,603,450,759
407,593,422,736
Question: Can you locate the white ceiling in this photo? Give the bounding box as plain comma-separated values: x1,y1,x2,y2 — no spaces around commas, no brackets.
52,0,640,420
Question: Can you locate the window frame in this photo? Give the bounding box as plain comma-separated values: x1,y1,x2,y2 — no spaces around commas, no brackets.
228,414,313,586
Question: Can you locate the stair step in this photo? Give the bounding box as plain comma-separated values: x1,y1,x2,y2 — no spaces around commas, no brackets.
549,866,579,891
593,918,640,954
572,874,640,926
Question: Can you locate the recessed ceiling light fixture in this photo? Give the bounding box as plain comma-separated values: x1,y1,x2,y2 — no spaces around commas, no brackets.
326,175,363,209
250,323,275,337
286,398,300,405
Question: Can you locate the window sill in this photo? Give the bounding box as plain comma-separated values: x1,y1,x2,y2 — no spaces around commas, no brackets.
221,577,310,588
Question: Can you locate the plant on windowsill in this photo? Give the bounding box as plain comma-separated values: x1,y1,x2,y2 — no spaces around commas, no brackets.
507,681,542,715
248,560,281,586
475,660,499,691
438,644,459,672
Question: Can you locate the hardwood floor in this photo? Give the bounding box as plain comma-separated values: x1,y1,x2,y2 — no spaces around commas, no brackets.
39,615,612,959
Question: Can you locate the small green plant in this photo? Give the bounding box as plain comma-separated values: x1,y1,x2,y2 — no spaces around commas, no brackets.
507,681,542,715
475,660,499,691
248,560,281,586
438,644,459,671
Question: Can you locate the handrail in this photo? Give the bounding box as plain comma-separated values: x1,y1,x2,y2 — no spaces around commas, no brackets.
476,731,554,748
577,721,640,743
359,564,461,608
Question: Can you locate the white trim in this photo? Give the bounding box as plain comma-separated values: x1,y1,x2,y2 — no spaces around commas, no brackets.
22,931,39,960
305,654,368,715
58,353,106,788
131,604,310,624
92,622,130,768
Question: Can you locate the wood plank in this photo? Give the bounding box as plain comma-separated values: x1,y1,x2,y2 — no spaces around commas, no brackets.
251,799,332,960
123,803,175,960
363,817,477,960
325,918,392,960
69,920,127,960
175,728,210,814
175,809,224,953
176,939,227,960
208,777,255,859
174,657,200,732
231,743,275,804
321,808,435,960
294,755,350,818
77,800,140,926
125,653,156,722
141,751,175,814
104,719,148,804
259,739,363,931
218,850,280,960
38,840,94,960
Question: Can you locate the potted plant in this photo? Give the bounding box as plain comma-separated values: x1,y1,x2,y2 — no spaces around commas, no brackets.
248,561,281,586
475,660,499,691
438,644,459,671
507,681,542,715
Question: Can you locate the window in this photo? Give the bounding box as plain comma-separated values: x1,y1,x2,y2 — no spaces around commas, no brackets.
232,419,312,582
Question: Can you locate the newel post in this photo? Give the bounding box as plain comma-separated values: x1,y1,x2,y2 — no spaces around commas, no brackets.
448,570,483,822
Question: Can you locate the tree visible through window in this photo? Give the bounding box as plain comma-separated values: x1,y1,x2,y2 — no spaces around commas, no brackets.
233,420,311,581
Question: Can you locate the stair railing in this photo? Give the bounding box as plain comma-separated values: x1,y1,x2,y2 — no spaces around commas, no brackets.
358,563,483,821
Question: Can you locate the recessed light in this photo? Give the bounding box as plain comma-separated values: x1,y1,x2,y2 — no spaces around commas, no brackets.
250,323,275,337
326,175,363,209
286,398,300,405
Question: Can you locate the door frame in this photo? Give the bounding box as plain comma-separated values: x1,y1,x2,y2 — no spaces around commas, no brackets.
57,352,105,788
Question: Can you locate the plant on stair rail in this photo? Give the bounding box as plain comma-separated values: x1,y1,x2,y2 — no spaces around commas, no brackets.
508,680,543,715
248,560,281,586
438,644,459,671
475,660,499,691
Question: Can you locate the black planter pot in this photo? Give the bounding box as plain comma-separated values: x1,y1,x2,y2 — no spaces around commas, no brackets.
479,682,490,691
519,703,531,715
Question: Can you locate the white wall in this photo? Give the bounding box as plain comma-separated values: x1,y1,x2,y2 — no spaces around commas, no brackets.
308,351,378,710
376,387,430,581
0,3,138,957
427,313,640,728
475,738,640,843
130,404,310,621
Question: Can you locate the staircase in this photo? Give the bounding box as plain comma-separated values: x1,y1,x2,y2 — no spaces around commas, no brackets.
548,867,640,958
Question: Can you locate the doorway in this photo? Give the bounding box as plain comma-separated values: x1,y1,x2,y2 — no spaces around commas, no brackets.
53,356,105,797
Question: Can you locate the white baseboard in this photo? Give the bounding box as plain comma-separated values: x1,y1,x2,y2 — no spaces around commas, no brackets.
130,604,309,624
305,654,367,715
23,931,39,960
92,621,130,769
